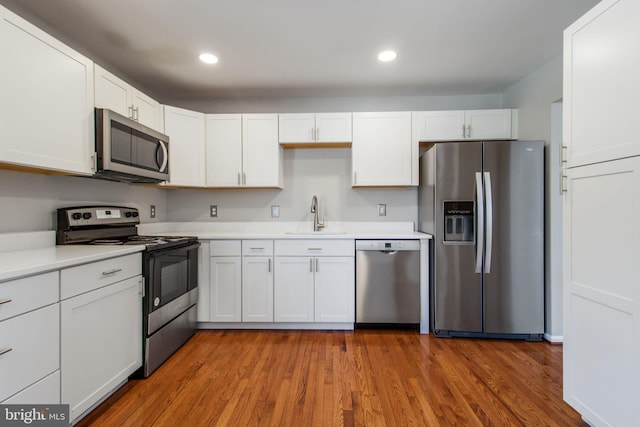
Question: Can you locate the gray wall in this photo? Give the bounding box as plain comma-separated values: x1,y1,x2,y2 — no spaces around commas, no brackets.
503,54,564,340
0,170,167,233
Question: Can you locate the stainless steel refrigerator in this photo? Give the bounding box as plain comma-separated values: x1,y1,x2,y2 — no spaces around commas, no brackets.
418,140,544,340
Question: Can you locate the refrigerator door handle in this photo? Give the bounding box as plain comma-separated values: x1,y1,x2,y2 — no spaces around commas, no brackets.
475,172,484,274
484,172,493,274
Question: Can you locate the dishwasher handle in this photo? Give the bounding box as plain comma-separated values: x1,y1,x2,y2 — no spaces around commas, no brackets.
379,250,398,255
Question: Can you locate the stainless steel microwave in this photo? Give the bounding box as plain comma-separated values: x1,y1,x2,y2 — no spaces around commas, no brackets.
94,108,170,183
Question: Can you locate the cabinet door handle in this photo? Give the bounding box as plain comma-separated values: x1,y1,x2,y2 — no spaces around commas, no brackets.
315,127,319,141
466,124,471,139
560,172,568,194
0,298,12,305
243,172,247,186
561,144,568,165
315,258,319,272
310,258,313,272
0,348,12,356
353,172,357,185
268,258,272,273
102,268,123,276
134,106,140,122
128,105,134,119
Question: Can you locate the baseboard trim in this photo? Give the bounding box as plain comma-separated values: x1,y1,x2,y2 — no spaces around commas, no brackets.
544,333,563,343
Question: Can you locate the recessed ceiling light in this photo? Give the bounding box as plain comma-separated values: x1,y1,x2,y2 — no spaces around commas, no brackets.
199,53,219,64
378,50,397,62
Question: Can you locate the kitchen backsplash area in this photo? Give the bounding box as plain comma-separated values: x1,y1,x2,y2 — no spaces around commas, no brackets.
0,169,168,233
0,148,418,233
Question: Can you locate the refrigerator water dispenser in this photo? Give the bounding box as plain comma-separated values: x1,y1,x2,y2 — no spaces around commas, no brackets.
443,201,474,243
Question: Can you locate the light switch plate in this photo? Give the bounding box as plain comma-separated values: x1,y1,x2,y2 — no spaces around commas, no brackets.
271,205,280,218
150,205,156,218
378,204,386,216
210,205,218,217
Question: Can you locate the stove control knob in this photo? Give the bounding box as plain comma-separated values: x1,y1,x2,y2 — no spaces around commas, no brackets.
125,212,132,218
154,297,160,307
71,213,82,220
132,212,139,218
82,212,92,220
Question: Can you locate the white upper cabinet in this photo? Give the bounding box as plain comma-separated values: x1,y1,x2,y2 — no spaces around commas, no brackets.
279,113,352,145
206,114,282,188
412,109,517,142
352,112,416,187
94,64,163,131
0,5,94,175
162,106,206,187
243,114,283,187
206,114,243,187
564,0,640,167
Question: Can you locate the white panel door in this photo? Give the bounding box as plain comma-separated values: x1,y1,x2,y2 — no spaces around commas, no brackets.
131,89,162,130
206,114,243,187
278,113,315,143
352,112,414,186
242,256,273,322
564,0,640,167
464,109,513,140
94,64,131,118
274,257,314,322
412,111,465,141
314,257,355,323
60,276,142,422
210,257,242,322
242,114,282,188
563,157,639,427
0,6,94,175
163,106,205,187
315,113,352,142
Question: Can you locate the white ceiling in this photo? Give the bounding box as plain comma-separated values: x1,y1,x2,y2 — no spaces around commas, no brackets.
0,0,599,100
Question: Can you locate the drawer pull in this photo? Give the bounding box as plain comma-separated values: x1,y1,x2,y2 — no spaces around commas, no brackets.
307,248,322,251
102,268,123,276
0,347,12,356
250,247,265,250
0,298,12,305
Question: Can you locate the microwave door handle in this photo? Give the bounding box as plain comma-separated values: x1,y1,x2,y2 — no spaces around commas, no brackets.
157,140,169,173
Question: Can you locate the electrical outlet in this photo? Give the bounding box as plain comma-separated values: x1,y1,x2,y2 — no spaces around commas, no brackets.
271,205,280,218
150,205,156,218
210,205,218,217
378,203,387,216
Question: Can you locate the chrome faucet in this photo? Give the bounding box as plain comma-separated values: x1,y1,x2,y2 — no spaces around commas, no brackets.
310,195,325,232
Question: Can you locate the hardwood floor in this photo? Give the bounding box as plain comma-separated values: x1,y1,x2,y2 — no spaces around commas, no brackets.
77,330,586,426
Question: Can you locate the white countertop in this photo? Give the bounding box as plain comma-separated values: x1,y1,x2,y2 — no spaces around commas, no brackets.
0,223,431,283
137,221,433,241
0,231,144,283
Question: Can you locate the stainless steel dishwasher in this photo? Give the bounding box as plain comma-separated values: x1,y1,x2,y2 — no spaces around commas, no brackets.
355,240,421,328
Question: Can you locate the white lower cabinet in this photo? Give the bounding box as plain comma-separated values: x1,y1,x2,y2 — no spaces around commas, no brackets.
274,257,315,322
242,256,273,322
274,240,355,324
314,257,355,323
60,255,142,423
242,240,274,322
563,157,640,427
2,371,60,404
0,303,60,403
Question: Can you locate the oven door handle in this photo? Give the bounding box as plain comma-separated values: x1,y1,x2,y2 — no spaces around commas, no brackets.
147,241,201,258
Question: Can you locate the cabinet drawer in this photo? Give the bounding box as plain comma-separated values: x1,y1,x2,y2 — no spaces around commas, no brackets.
275,239,355,256
210,240,241,256
0,271,58,321
0,304,59,402
2,371,60,404
61,253,141,300
242,240,274,256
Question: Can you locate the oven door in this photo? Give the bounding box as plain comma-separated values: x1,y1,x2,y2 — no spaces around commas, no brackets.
146,242,200,329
